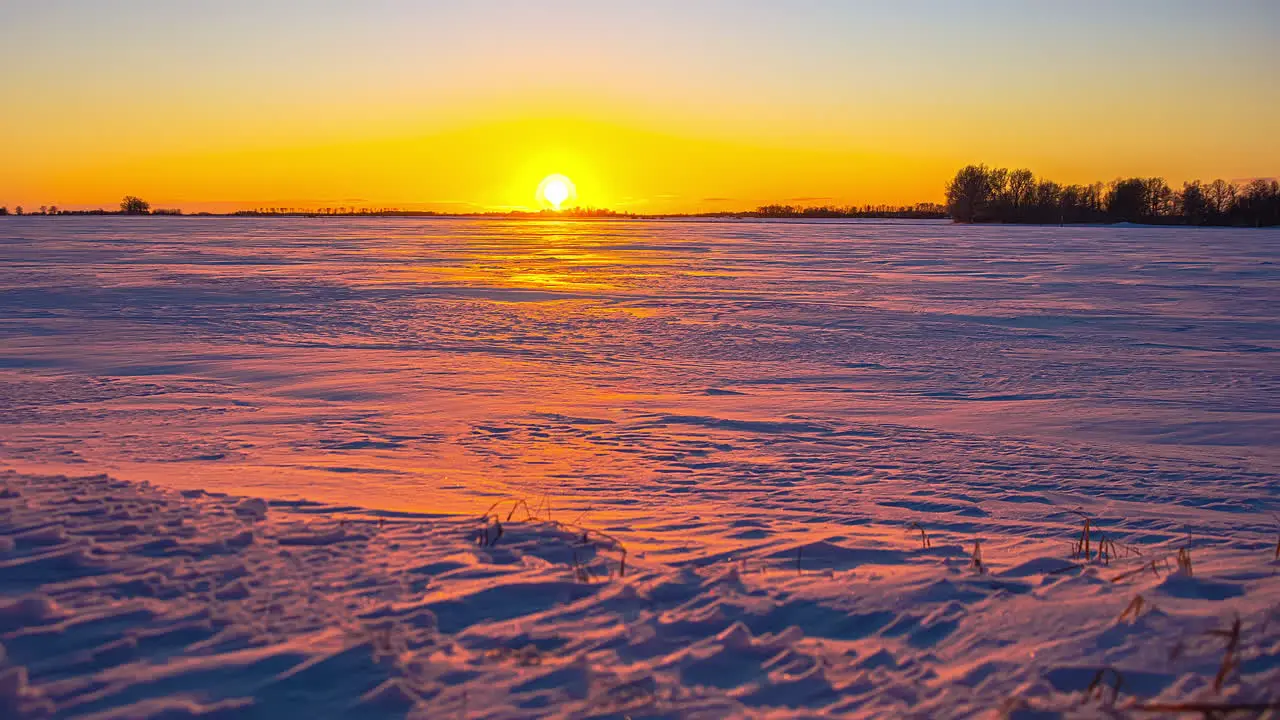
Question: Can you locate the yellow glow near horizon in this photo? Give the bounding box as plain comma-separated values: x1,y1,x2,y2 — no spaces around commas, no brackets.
537,174,576,210
2,4,1277,213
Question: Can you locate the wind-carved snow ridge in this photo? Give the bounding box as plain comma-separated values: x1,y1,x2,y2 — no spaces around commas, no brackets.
1,471,1276,719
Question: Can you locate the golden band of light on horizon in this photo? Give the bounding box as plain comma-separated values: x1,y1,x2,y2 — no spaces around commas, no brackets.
1,1,1276,213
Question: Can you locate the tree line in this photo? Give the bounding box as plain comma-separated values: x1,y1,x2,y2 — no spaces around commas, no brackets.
0,196,176,216
747,203,947,219
946,165,1280,226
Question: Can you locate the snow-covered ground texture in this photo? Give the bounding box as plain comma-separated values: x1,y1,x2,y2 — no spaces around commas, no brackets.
1,471,1277,719
1,217,1278,717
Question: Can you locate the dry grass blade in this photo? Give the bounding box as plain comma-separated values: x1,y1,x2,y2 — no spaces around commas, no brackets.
1117,595,1149,623
1086,667,1124,705
970,539,985,574
1110,556,1172,584
1176,547,1194,576
476,497,629,578
1096,533,1117,566
1069,511,1092,561
1207,614,1241,692
1067,510,1124,565
505,498,535,522
907,522,931,549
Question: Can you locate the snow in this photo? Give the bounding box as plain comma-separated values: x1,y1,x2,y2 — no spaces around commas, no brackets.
1,217,1278,717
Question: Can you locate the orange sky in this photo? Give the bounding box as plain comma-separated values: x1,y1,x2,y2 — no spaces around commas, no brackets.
2,1,1277,213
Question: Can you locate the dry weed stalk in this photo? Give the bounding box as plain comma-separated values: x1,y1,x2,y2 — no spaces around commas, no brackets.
1207,614,1241,692
971,539,985,574
907,522,931,549
1070,511,1093,561
1069,510,1121,565
1110,556,1174,584
1117,595,1153,623
1176,547,1194,576
1086,667,1124,705
1096,533,1118,566
477,497,628,577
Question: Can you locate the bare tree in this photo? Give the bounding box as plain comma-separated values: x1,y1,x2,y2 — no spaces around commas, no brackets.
120,196,151,215
945,165,996,223
1179,182,1209,225
1205,179,1236,217
1008,169,1036,212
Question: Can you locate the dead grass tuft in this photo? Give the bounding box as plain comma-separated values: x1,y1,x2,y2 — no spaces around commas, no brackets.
970,539,985,574
1068,510,1125,565
1176,547,1194,576
477,497,628,579
1069,511,1093,561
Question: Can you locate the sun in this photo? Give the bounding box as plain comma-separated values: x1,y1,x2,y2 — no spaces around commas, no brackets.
536,174,577,211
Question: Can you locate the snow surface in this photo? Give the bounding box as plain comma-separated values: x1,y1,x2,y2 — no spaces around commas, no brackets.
1,217,1278,717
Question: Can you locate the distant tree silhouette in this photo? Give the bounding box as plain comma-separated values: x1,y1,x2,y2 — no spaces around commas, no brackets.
1179,182,1210,225
1205,179,1237,219
120,196,151,215
946,165,1278,226
1006,168,1035,220
1236,179,1280,227
15,206,23,216
48,205,58,215
1105,178,1151,223
751,203,946,219
945,165,998,222
0,206,7,216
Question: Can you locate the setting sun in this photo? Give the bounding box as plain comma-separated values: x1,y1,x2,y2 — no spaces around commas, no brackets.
536,173,576,211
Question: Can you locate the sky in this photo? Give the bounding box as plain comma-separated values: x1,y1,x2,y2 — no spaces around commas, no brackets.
1,0,1277,213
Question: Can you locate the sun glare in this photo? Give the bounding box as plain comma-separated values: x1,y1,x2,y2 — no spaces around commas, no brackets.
536,174,577,211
